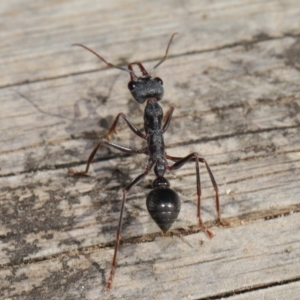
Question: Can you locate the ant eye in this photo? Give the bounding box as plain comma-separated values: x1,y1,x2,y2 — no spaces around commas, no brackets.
154,77,163,85
128,81,136,91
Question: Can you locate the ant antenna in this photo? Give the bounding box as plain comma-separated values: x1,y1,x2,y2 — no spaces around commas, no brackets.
73,43,138,79
73,33,177,80
149,32,178,75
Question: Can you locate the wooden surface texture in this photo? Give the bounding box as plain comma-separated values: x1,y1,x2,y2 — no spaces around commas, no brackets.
1,0,300,299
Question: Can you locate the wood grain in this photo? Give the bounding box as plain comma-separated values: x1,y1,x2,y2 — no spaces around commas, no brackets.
1,213,300,299
1,0,300,299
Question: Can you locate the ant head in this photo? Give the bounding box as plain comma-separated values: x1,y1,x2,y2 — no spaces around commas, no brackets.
128,72,164,103
126,31,177,104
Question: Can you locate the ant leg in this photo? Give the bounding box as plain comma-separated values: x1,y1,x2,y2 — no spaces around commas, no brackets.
167,153,214,238
107,112,146,140
166,153,227,228
106,160,154,290
162,107,174,132
69,140,147,175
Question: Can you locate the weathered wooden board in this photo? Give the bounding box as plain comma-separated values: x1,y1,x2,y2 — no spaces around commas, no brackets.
1,148,299,265
1,213,300,299
1,0,300,299
227,281,300,300
1,37,300,175
1,0,300,87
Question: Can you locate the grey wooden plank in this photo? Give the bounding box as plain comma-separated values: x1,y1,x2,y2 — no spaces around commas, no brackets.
1,0,300,86
1,141,299,266
1,212,300,299
1,37,299,176
225,281,300,300
1,0,300,298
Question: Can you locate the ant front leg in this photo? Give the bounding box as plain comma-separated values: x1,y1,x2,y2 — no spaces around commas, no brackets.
107,112,146,140
68,140,147,175
167,153,224,237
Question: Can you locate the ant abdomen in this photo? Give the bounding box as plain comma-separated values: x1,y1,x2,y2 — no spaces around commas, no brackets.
146,176,181,232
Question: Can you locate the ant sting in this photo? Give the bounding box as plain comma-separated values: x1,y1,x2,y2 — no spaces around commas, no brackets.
69,33,227,290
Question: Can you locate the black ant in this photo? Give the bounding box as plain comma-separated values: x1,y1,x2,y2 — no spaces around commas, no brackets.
69,33,227,290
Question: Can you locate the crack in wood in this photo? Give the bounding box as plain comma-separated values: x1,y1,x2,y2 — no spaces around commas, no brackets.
199,276,300,300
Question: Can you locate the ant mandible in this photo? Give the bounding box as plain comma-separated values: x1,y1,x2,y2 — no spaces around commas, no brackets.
69,33,227,290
